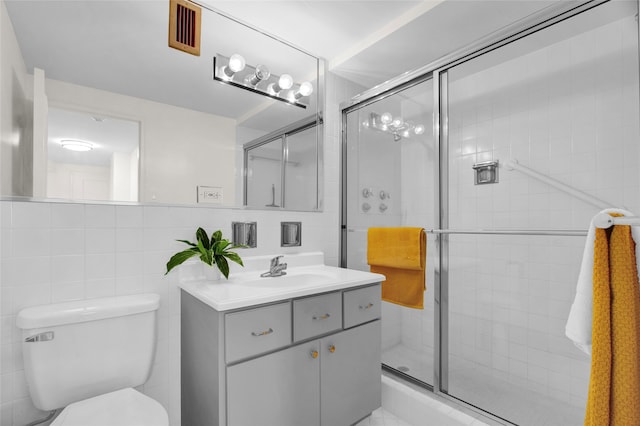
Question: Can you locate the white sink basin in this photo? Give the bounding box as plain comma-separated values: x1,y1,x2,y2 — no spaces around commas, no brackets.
178,252,385,311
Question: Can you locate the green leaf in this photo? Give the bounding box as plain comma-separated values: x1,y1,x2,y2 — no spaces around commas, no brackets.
165,248,199,275
224,252,244,266
196,228,210,250
213,239,231,255
176,239,197,247
211,230,223,246
215,256,230,279
196,239,213,265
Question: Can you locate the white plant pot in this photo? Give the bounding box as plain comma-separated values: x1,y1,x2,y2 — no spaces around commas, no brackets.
203,264,222,281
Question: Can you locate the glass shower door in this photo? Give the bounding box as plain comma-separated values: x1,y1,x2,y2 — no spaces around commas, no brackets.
441,1,640,424
343,77,437,385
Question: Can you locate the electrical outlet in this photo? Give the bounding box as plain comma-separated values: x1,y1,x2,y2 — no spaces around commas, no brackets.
197,186,223,204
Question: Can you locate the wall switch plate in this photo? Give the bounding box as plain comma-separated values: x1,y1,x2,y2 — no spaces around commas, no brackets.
197,186,223,204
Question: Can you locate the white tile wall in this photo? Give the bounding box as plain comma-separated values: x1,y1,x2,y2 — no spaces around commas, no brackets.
0,71,357,426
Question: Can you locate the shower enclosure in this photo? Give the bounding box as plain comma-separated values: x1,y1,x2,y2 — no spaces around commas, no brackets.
341,1,640,425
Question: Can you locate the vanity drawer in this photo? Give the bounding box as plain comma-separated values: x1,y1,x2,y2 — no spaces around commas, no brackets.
225,302,291,363
293,292,342,342
343,284,381,329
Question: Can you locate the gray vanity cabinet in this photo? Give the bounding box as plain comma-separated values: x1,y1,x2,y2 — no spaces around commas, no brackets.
227,341,321,426
181,282,381,426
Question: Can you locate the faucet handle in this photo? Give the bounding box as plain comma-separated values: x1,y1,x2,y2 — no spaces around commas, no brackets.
270,255,284,267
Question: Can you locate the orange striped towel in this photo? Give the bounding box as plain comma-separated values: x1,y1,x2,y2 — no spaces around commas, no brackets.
367,227,426,309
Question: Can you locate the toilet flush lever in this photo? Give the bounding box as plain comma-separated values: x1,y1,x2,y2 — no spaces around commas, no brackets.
25,331,54,343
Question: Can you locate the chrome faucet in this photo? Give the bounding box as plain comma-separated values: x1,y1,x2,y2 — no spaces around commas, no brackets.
261,255,287,277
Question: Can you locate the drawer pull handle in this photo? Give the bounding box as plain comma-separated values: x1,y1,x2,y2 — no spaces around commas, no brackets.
251,328,274,337
311,350,319,359
312,313,331,320
359,303,374,310
329,345,336,353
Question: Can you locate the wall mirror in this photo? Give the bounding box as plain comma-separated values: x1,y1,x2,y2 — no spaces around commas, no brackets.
1,0,322,210
244,119,320,210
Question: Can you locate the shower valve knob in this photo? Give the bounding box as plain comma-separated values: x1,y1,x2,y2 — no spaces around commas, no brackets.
362,203,371,213
379,203,388,212
379,190,390,200
362,188,373,198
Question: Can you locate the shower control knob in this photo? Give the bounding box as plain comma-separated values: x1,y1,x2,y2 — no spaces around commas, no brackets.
362,188,373,198
362,203,371,213
379,190,390,200
379,203,388,212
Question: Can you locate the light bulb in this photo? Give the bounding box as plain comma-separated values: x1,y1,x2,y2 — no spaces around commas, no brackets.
298,81,313,97
268,74,294,94
392,117,403,128
414,124,425,135
380,113,392,125
362,121,370,128
279,74,294,90
402,130,410,138
291,81,314,101
223,54,245,78
245,64,270,86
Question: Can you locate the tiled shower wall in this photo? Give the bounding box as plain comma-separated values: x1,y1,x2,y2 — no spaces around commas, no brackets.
0,71,362,426
445,10,639,414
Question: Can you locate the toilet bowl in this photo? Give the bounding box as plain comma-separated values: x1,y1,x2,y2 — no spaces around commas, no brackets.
17,294,169,426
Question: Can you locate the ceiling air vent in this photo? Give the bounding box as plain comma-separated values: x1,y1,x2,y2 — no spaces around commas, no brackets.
168,0,201,56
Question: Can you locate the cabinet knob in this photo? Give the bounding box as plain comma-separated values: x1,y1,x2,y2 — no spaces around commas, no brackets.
359,303,374,310
311,350,319,359
329,345,336,353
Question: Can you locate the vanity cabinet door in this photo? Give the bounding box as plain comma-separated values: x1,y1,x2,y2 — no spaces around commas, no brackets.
226,342,321,426
320,320,381,426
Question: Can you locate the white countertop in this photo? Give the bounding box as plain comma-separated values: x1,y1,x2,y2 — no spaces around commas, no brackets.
178,252,385,311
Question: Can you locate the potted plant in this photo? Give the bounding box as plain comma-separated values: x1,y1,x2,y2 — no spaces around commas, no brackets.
165,228,244,280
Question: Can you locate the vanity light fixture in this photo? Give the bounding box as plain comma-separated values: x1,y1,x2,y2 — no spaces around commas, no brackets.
60,140,93,152
213,53,313,109
363,112,426,141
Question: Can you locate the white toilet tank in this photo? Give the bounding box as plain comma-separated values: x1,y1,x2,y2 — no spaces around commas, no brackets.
17,294,160,411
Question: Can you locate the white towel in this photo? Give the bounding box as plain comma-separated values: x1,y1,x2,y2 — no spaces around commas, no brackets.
565,208,640,355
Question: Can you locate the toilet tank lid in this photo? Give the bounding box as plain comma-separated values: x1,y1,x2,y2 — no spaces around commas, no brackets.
16,294,160,329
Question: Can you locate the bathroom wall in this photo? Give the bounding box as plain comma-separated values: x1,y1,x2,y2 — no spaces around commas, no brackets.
445,10,639,418
0,70,363,426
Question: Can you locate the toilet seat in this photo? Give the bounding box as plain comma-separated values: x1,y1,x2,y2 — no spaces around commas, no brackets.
51,388,169,426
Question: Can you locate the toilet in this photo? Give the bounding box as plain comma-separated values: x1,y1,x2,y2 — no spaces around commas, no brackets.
17,294,169,426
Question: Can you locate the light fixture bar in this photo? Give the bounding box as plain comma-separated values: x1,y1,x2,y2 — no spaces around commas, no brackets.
213,54,311,109
363,112,425,141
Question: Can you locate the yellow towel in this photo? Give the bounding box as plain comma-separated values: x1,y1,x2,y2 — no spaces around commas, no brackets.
585,214,640,426
367,227,426,309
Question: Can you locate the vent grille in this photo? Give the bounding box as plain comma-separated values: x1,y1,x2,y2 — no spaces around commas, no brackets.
168,0,201,56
